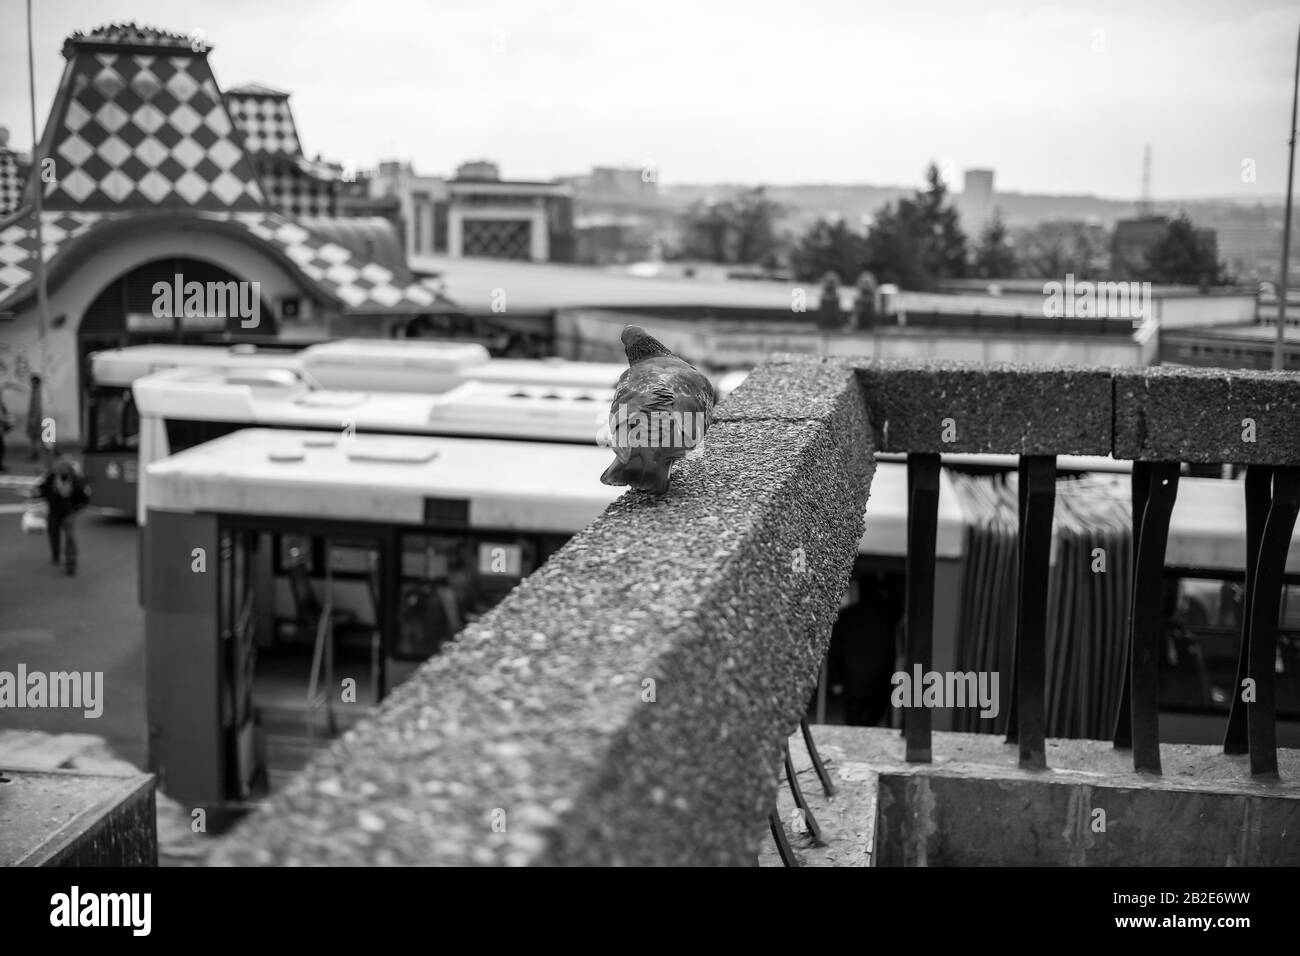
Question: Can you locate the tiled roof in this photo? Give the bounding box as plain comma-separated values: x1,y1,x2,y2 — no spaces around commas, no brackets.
40,44,264,210
0,208,448,314
0,26,447,318
227,88,303,157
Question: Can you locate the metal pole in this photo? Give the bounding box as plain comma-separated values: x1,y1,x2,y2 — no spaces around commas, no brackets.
1275,21,1300,370
26,0,50,379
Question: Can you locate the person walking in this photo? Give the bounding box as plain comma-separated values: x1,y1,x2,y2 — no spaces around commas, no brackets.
26,373,44,461
33,456,90,576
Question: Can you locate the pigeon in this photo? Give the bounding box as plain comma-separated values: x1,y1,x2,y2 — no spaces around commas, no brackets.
600,326,716,495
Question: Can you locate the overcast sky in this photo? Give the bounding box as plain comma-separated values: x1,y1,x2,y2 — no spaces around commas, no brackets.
1,0,1295,199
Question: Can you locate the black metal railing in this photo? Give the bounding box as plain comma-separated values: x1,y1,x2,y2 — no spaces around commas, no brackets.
878,362,1300,779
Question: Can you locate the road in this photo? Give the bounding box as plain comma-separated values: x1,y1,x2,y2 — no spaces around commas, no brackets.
0,475,147,770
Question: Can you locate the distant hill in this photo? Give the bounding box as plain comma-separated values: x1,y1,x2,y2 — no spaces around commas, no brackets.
659,183,1288,232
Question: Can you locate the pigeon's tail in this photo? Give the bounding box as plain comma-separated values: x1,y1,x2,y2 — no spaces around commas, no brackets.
600,455,672,495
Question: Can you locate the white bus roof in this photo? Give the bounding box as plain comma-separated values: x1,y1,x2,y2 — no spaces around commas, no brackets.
132,367,609,443
861,464,966,560
302,341,625,390
145,429,621,532
300,338,492,371
142,428,957,559
90,344,301,386
1167,476,1300,572
465,357,626,390
90,341,627,394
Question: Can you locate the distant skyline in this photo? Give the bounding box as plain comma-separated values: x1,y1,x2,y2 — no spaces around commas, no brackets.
1,0,1296,200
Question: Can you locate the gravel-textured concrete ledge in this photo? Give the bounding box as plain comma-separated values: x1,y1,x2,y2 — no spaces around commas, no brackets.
838,357,1113,455
211,359,874,865
1114,365,1300,464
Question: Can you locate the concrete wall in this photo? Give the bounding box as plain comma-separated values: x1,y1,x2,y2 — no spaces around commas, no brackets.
554,308,1153,371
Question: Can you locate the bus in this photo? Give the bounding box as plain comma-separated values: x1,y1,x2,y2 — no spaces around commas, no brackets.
85,340,626,515
127,366,612,521
139,428,959,810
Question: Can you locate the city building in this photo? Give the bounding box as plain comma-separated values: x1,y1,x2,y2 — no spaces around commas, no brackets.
957,168,996,237
367,159,575,262
1111,214,1219,281
0,23,456,446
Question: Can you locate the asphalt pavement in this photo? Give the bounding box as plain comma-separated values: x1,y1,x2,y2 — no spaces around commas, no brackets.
0,470,147,770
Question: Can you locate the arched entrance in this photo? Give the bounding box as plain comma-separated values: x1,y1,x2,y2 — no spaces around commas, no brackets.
76,256,279,437
78,256,279,373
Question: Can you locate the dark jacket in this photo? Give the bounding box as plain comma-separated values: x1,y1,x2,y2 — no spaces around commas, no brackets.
36,470,90,519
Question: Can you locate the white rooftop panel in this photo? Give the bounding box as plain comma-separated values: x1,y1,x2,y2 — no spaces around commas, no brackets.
145,429,621,532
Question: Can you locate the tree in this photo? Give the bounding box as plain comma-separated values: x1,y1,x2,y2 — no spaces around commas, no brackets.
1143,213,1232,285
973,213,1017,279
677,199,736,262
732,187,784,267
1014,219,1109,280
861,163,968,290
674,186,784,265
789,217,870,283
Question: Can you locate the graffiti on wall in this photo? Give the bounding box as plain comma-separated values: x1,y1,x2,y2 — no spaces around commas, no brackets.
0,342,33,394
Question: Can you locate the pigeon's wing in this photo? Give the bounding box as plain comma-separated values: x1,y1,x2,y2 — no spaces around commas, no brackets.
669,368,716,430
607,373,676,463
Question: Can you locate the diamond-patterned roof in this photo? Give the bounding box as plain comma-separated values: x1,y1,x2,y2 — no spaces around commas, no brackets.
0,149,27,218
0,25,448,318
0,208,447,314
226,87,303,158
38,33,265,211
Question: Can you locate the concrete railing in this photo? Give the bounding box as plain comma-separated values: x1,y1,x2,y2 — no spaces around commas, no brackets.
213,355,1300,865
214,355,875,865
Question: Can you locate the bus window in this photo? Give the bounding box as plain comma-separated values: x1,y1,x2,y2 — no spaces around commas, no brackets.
1160,576,1300,718
164,418,243,456
395,534,467,660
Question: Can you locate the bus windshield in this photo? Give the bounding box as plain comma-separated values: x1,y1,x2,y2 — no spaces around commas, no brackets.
88,386,140,452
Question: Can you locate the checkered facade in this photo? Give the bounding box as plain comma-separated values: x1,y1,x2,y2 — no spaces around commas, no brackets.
232,212,438,310
0,210,102,293
226,90,302,157
0,208,439,314
42,47,265,211
259,160,337,218
0,150,27,218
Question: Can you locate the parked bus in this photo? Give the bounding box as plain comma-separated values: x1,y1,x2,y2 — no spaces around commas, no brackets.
138,428,960,810
86,340,625,515
127,366,611,521
85,345,305,513
140,429,621,808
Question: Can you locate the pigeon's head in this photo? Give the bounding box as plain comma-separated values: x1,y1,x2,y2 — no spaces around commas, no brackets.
621,325,673,365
